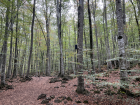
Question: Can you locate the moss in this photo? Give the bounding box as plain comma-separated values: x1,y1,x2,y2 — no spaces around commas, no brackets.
113,86,117,90
104,89,116,95
83,100,88,104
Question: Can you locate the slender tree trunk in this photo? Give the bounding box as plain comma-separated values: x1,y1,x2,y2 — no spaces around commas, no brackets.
92,0,100,72
104,0,112,69
57,0,64,77
26,0,36,77
6,1,14,78
88,0,95,73
1,0,10,85
116,0,128,90
45,0,51,76
13,0,19,78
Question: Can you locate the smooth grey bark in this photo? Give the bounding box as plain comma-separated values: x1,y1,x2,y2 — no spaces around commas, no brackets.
116,0,128,89
76,0,85,94
57,0,64,77
83,21,88,69
73,17,77,73
45,0,51,76
1,0,10,85
26,0,36,77
110,0,117,69
104,0,112,69
92,0,100,72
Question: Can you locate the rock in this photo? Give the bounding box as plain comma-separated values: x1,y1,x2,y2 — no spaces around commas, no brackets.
60,85,65,87
62,77,69,81
49,78,61,83
41,99,49,104
37,94,46,100
50,95,55,99
61,80,68,84
6,85,14,89
54,86,59,88
73,85,77,87
64,101,67,104
54,99,61,103
75,95,78,97
45,97,51,101
75,101,81,103
58,96,66,100
135,77,140,82
83,100,88,104
66,97,72,101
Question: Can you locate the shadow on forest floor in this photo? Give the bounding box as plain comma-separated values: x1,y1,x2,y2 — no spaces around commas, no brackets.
0,65,140,105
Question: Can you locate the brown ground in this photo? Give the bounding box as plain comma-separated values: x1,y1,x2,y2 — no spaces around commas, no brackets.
0,66,140,105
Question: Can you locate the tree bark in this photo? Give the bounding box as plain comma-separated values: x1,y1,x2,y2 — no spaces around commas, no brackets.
26,0,36,77
92,0,101,72
45,0,51,76
88,0,95,73
104,0,112,69
116,0,128,89
57,0,64,77
76,0,85,94
13,0,19,78
1,0,10,85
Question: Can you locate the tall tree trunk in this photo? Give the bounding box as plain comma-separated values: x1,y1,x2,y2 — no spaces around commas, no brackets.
45,0,51,76
104,0,112,69
57,0,64,77
76,0,85,94
116,0,128,90
6,1,14,78
88,0,95,73
26,0,36,77
92,0,101,72
1,0,10,85
13,0,19,78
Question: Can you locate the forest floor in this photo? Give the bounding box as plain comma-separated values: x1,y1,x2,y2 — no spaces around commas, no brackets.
0,66,140,105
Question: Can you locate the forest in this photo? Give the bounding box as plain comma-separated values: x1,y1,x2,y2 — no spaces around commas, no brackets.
0,0,140,105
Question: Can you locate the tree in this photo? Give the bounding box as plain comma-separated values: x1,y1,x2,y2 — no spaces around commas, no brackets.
13,0,20,78
87,0,95,73
104,0,112,69
57,0,64,77
116,0,128,90
45,0,51,76
1,0,10,85
26,0,36,77
76,0,85,94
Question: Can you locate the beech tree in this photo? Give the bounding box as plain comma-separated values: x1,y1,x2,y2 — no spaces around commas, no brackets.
1,0,10,85
26,0,36,77
57,0,64,77
76,0,85,94
116,0,128,90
